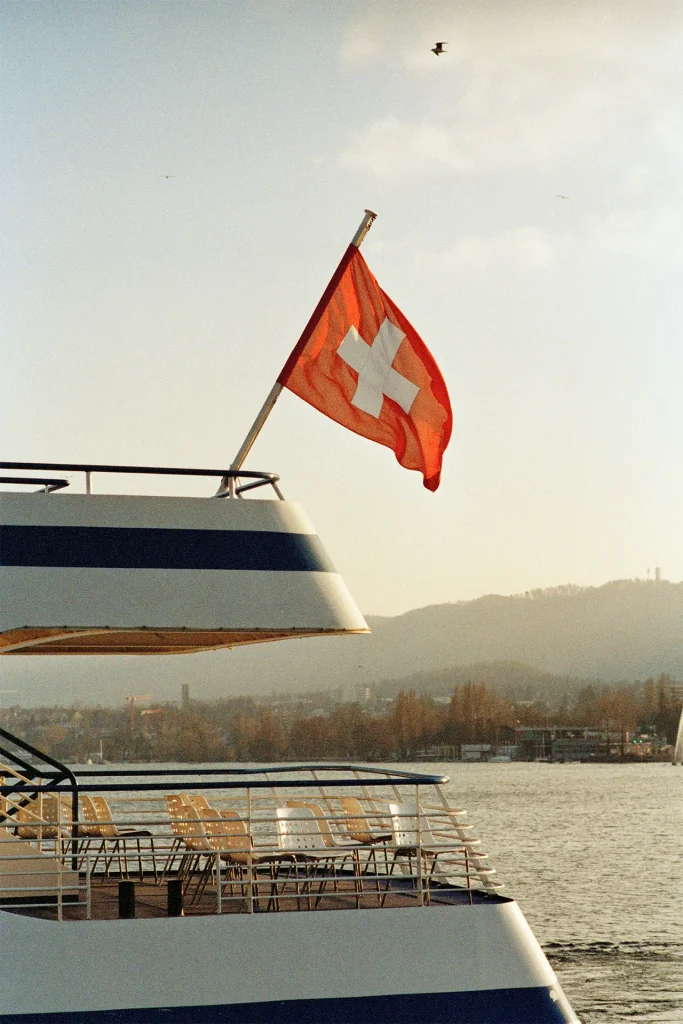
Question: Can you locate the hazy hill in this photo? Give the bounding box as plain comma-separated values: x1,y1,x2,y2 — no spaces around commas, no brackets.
373,661,602,702
226,578,682,696
2,579,681,706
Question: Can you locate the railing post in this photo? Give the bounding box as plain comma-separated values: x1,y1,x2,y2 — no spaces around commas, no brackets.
246,787,254,914
216,851,222,914
85,853,92,920
415,784,424,907
465,848,472,905
56,797,63,921
71,784,79,873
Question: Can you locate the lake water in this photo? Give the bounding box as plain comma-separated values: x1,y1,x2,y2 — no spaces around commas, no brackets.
420,761,682,1023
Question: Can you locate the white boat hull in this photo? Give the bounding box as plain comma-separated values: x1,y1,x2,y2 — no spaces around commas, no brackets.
0,899,578,1022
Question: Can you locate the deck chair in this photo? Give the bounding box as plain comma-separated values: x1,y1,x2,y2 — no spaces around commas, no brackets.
160,793,192,878
194,808,296,910
286,800,360,884
383,801,471,904
164,795,212,884
338,797,391,846
86,795,156,881
277,806,355,908
15,793,72,844
338,795,392,890
75,794,109,873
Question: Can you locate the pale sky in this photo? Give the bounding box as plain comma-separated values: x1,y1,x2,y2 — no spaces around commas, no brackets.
2,0,682,627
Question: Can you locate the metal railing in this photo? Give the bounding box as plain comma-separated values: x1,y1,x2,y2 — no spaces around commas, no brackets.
0,761,502,922
0,462,284,499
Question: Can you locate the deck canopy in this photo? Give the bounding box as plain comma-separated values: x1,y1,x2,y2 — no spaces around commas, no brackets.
0,462,368,655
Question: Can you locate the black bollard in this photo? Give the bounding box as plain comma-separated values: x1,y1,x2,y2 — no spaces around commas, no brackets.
167,879,184,917
118,880,136,919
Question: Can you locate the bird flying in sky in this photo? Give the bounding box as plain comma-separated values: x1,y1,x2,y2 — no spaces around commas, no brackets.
431,42,447,56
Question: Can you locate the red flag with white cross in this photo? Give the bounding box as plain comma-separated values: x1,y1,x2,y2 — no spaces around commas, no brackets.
277,247,452,491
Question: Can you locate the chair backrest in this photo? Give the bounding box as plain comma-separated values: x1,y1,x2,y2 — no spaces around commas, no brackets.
166,801,211,852
285,800,337,848
186,794,211,812
339,797,374,844
89,795,119,838
203,808,251,857
276,806,325,853
16,799,54,840
16,794,72,839
165,793,191,818
79,794,105,837
388,801,436,847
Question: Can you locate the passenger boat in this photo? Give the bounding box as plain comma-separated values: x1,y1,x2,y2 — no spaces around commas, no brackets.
0,462,581,1023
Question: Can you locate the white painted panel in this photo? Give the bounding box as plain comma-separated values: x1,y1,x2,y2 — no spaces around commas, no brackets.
0,568,368,632
0,494,316,534
0,902,557,1015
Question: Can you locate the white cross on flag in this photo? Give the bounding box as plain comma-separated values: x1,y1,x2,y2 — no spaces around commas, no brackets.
277,247,452,490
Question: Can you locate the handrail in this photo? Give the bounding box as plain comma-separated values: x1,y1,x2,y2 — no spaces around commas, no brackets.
2,777,448,795
72,764,449,783
0,462,283,499
0,728,80,868
0,758,502,919
0,476,69,493
0,728,75,786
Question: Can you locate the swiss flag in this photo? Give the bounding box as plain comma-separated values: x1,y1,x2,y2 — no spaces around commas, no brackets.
278,246,452,491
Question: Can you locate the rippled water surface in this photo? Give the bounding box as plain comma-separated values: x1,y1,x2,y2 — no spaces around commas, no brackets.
430,762,683,1023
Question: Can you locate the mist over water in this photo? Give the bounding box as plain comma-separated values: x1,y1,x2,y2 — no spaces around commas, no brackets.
431,761,682,1023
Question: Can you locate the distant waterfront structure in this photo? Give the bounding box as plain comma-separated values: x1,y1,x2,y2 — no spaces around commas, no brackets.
655,565,662,583
181,683,190,708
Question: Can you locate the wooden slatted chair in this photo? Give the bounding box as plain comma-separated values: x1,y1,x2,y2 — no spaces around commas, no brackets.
87,795,157,881
15,793,72,843
164,796,212,887
195,808,296,910
338,795,392,895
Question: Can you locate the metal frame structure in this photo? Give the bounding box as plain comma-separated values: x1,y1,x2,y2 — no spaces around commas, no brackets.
0,462,284,499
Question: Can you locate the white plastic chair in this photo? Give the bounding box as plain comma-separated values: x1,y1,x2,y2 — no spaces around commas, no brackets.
385,801,454,903
276,806,351,907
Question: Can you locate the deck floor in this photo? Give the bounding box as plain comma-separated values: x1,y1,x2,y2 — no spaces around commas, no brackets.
2,871,489,922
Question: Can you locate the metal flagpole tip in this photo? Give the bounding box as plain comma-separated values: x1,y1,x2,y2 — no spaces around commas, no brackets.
352,210,378,249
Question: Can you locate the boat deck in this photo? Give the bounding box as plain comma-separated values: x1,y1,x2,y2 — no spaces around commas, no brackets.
0,762,504,927
2,871,497,922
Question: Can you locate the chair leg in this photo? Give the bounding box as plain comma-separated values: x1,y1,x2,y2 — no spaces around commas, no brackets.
160,838,182,882
190,855,215,905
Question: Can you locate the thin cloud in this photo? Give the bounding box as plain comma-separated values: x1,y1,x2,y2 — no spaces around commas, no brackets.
340,115,468,176
430,227,555,274
341,1,683,68
339,1,683,178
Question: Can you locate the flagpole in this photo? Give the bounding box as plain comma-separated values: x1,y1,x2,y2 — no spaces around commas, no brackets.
222,209,377,489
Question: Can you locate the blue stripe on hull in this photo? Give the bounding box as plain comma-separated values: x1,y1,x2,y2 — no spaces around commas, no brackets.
0,526,334,572
0,986,577,1024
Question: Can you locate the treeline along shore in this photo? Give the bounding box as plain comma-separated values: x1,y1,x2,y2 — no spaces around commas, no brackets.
2,673,680,764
